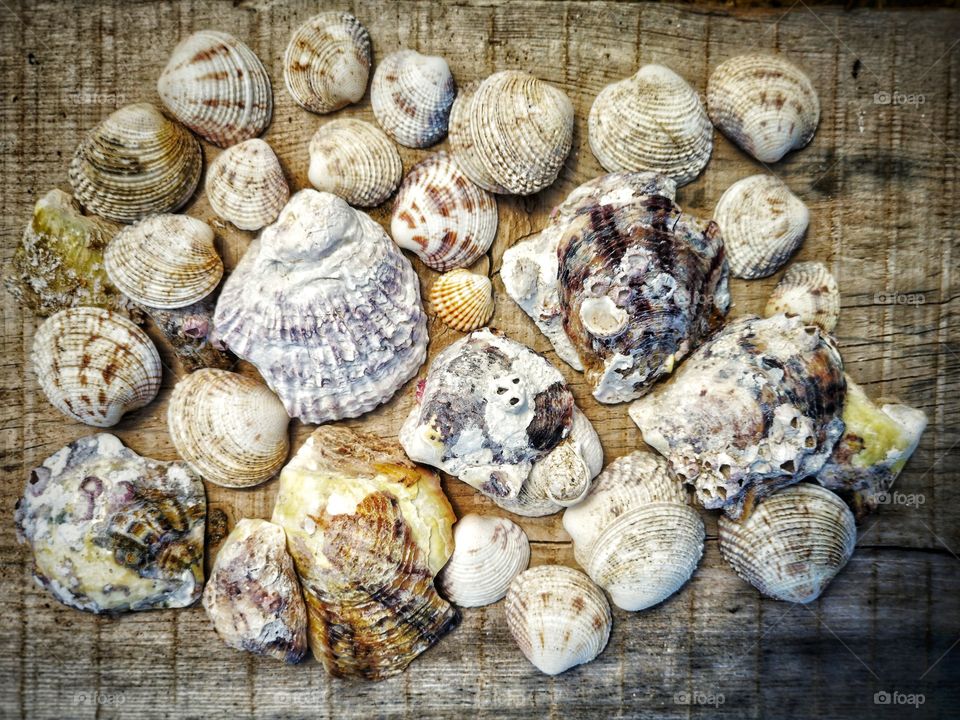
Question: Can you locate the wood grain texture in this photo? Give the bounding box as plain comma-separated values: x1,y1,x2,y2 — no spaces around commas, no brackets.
1,1,958,718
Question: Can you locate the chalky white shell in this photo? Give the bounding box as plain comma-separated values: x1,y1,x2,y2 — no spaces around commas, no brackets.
429,269,493,332
308,119,402,207
205,139,289,231
372,50,456,148
765,261,840,332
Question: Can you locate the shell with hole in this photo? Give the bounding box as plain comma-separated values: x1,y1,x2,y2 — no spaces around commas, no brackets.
308,119,402,207
205,139,289,231
765,261,839,332
372,50,456,148
429,269,493,332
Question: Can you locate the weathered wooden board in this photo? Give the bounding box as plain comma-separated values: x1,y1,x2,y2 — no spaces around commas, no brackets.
1,1,959,718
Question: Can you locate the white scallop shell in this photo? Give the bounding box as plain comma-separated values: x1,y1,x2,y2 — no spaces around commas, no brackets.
206,139,289,231
765,261,840,332
308,118,402,207
430,269,493,332
372,50,456,148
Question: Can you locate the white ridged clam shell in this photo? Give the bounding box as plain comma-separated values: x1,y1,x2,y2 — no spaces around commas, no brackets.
31,307,161,427
168,369,290,488
504,565,611,676
308,119,402,207
588,64,712,186
157,30,272,148
430,269,493,332
715,174,809,279
104,214,223,309
765,261,840,333
206,139,289,231
69,103,202,224
372,50,456,148
437,514,530,607
719,484,856,603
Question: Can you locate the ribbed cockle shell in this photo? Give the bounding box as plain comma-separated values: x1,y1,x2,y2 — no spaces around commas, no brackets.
429,269,493,332
308,119,402,207
206,139,289,231
765,261,840,332
372,50,456,148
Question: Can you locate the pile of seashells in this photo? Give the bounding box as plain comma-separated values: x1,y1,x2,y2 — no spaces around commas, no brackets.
9,11,928,681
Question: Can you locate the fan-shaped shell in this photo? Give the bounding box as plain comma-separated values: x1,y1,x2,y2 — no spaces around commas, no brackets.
69,103,202,224
308,119,402,207
31,307,162,427
157,30,272,148
715,174,809,279
589,64,712,186
765,261,840,332
719,483,856,603
104,214,222,309
707,53,820,163
206,139,289,231
168,369,290,488
504,565,611,676
430,269,493,332
390,152,498,271
437,514,530,607
372,50,456,148
283,12,372,114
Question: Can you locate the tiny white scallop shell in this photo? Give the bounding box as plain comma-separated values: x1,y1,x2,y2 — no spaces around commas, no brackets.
430,269,494,332
308,119,403,207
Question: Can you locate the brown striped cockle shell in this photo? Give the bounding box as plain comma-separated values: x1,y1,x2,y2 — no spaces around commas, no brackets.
765,261,840,333
430,269,493,332
206,139,289,231
157,30,272,148
308,119,402,207
372,50,456,148
719,483,856,603
31,307,162,427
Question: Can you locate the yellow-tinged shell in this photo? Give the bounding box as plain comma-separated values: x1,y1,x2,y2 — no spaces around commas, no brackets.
371,50,456,148
765,261,840,332
31,307,162,427
308,119,402,207
205,139,289,231
429,269,493,332
69,103,202,223
719,483,856,603
104,214,223,309
168,369,290,489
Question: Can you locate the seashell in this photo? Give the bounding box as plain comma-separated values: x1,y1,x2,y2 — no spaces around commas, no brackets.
168,369,290,488
371,50,456,148
157,30,272,148
283,12,372,115
817,376,927,520
69,103,202,224
448,71,574,195
139,295,234,373
765,261,840,333
437,514,530,607
202,518,307,663
15,433,205,613
563,452,704,611
31,307,162,427
214,190,427,424
104,214,223,310
205,139,289,231
707,53,820,163
588,64,713,186
390,152,498,271
272,426,458,680
4,189,142,320
308,119,403,207
504,565,611,676
429,269,493,332
715,174,809,279
719,483,856,603
630,314,846,518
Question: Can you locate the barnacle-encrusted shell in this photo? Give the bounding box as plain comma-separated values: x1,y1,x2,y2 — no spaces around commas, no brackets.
31,307,162,427
437,514,530,607
205,139,289,230
719,483,856,603
430,269,493,332
157,30,272,148
563,452,704,611
15,433,205,613
104,214,223,309
69,103,202,223
765,261,840,332
715,174,809,279
504,565,611,676
448,71,574,195
308,119,402,207
629,314,846,518
168,369,290,488
272,426,458,680
214,190,427,425
707,53,820,163
390,152,498,271
588,64,712,186
372,50,456,148
203,518,307,663
139,296,234,373
283,12,372,114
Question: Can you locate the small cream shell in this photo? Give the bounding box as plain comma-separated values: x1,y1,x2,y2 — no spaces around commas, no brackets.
206,139,289,231
765,261,840,333
372,50,456,148
430,269,493,332
308,119,402,207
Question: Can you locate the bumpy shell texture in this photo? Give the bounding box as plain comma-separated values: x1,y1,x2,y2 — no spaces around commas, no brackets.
31,307,162,427
157,30,273,148
589,64,713,186
202,518,307,663
308,119,403,207
213,190,428,424
629,314,846,518
765,261,840,332
271,426,458,680
139,295,234,373
206,139,289,231
430,269,493,332
372,50,456,148
15,433,205,613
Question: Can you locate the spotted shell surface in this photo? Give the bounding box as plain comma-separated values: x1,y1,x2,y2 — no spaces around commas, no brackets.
138,295,234,373
206,139,289,231
429,269,493,332
372,50,456,148
308,118,402,207
765,261,840,332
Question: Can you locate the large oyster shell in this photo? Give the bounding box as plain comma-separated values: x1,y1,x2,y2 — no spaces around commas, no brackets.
371,50,456,148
